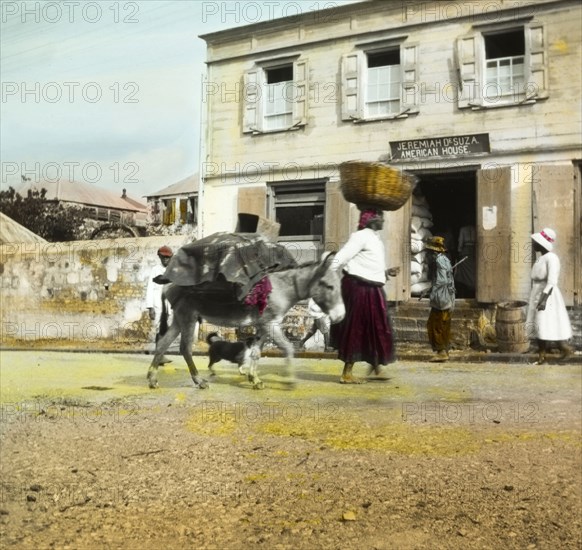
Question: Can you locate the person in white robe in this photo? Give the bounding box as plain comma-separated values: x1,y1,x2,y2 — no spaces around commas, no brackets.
526,228,573,363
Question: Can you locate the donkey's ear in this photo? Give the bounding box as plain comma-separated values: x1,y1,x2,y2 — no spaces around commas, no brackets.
320,251,336,269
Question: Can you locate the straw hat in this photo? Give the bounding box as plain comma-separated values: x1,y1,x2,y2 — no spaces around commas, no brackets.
424,236,447,253
531,228,555,252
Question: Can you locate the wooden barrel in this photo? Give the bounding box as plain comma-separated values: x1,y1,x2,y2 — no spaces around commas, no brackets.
496,301,529,353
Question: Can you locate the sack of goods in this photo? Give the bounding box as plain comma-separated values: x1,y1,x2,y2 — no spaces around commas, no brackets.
409,189,434,295
339,160,417,211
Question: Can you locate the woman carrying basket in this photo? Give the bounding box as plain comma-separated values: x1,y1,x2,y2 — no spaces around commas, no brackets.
330,209,400,383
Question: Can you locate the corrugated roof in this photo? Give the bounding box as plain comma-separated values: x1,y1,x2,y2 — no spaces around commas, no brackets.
0,211,47,244
17,180,147,212
145,174,199,198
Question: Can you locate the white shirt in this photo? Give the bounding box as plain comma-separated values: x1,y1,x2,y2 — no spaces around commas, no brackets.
332,228,386,284
145,264,166,310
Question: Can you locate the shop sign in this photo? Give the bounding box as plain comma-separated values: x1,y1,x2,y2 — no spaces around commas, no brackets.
390,133,490,160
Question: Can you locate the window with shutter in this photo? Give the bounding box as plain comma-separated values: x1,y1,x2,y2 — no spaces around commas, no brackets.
341,39,418,122
243,56,309,134
456,22,548,109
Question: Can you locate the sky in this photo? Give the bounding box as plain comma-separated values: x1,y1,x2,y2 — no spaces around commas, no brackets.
1,0,359,200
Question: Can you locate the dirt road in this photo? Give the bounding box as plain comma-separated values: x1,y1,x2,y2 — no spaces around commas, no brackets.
1,351,580,549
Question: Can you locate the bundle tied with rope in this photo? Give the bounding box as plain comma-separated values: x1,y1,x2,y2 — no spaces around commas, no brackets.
339,160,417,211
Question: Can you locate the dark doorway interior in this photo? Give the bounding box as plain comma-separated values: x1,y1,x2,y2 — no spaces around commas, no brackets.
412,170,477,299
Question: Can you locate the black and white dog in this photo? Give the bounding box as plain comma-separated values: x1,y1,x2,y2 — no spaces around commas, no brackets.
206,332,261,376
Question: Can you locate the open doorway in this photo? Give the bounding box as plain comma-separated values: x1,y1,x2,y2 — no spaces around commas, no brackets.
409,169,477,299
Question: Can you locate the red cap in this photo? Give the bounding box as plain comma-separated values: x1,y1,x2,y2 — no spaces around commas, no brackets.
157,246,173,257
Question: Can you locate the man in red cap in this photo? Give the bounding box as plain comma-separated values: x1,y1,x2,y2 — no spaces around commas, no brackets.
145,246,173,364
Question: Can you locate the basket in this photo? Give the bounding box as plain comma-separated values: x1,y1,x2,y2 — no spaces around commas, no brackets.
339,161,417,211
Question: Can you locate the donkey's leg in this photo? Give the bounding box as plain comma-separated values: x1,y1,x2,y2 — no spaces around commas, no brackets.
147,323,181,389
179,314,208,389
246,353,263,390
270,322,296,387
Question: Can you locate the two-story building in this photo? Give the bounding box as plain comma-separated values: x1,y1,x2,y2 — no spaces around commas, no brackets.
200,0,581,344
144,174,199,235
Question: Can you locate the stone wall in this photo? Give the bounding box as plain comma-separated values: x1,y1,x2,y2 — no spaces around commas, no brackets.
0,236,191,349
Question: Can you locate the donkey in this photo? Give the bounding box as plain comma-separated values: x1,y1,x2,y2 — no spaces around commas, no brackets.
146,253,344,390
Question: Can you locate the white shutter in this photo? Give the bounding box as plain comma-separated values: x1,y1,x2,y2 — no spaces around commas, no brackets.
455,33,481,109
341,51,364,121
243,68,262,133
400,42,419,114
292,58,309,128
526,23,548,100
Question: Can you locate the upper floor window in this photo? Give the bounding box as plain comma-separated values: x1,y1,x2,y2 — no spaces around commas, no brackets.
366,50,401,117
264,65,293,131
456,21,547,109
484,29,525,99
243,57,308,134
341,41,419,122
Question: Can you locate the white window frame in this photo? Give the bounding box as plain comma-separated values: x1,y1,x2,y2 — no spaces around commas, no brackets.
243,55,309,135
456,19,548,110
263,64,294,131
341,37,419,123
482,28,526,105
364,50,402,118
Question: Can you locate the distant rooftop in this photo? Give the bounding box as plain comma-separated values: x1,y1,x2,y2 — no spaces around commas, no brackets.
17,180,147,212
145,174,199,198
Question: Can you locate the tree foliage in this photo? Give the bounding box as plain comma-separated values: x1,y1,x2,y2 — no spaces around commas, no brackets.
0,186,85,241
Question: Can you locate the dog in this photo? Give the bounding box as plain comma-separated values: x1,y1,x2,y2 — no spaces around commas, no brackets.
206,332,261,376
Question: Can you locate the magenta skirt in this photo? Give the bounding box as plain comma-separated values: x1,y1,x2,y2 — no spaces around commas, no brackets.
330,274,395,365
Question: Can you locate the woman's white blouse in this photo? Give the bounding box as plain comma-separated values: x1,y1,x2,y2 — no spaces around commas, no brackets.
332,228,386,284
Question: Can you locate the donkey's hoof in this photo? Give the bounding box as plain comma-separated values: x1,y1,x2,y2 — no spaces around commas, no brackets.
147,373,158,389
194,377,209,389
252,381,265,390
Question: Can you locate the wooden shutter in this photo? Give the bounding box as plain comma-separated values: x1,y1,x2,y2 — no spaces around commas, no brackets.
179,199,188,224
324,181,354,252
292,58,309,127
238,186,266,218
243,68,261,133
341,51,364,121
163,200,175,225
532,164,577,305
476,167,512,302
400,43,419,114
455,33,481,109
381,198,411,302
526,23,548,99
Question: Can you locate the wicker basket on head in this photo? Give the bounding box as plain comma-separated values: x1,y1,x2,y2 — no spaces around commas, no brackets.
339,160,416,211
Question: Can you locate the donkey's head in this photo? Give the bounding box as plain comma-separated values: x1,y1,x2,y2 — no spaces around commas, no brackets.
309,252,345,324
